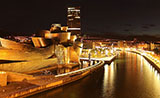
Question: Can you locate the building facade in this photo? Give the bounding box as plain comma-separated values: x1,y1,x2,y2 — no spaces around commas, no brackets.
67,6,81,35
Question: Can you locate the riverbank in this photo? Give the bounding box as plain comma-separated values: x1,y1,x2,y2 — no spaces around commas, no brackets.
30,51,160,98
0,55,116,98
128,50,160,73
80,55,116,64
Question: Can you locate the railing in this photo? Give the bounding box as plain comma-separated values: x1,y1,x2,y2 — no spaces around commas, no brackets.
80,55,116,61
55,61,103,77
128,49,160,70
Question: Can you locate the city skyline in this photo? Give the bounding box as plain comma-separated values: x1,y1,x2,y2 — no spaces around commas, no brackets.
1,0,160,37
1,1,160,97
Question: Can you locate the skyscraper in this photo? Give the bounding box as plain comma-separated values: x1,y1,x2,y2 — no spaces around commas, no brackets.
67,6,81,35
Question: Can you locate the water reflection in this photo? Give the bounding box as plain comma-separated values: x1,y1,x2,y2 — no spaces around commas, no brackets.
103,62,116,97
28,52,160,98
102,52,160,98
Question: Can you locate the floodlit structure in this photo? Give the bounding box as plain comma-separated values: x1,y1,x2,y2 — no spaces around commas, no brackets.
0,22,83,72
118,41,124,48
45,23,83,64
0,37,57,72
0,6,83,73
67,6,81,35
50,24,61,32
0,38,55,61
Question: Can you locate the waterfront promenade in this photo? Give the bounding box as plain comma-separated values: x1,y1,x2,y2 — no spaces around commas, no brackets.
31,51,160,98
127,49,160,73
0,55,116,98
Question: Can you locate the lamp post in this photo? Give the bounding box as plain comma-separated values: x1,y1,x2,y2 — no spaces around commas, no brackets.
88,52,91,66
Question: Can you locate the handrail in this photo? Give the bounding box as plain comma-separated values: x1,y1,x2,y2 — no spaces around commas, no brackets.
55,61,103,77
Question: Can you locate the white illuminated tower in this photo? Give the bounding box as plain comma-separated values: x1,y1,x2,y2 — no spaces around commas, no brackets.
67,6,81,35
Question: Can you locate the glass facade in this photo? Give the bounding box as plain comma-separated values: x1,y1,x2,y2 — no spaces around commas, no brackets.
67,7,81,35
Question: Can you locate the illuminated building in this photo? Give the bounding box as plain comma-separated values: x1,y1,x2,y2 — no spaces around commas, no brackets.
67,6,81,35
137,43,148,49
50,24,61,32
150,43,155,50
143,42,155,51
0,6,83,73
118,41,124,48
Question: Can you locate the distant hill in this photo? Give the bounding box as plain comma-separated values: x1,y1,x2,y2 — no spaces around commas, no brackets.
126,35,160,41
83,32,160,41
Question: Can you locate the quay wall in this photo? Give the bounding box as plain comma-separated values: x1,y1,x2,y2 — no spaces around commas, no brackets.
5,61,105,98
128,50,160,73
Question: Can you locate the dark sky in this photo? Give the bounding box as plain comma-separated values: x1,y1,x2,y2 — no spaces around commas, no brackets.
1,0,160,36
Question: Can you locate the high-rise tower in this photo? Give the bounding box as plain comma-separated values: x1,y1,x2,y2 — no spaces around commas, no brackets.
67,6,81,35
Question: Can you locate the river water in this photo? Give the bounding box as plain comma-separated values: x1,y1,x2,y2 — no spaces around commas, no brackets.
28,52,160,98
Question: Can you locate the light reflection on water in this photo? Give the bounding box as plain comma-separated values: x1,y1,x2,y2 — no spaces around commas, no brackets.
28,52,160,98
103,62,116,98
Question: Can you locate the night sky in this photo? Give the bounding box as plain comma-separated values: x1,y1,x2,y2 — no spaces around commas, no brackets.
1,0,160,37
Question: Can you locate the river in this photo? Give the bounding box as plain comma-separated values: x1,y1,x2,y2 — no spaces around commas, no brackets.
28,52,160,98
